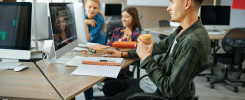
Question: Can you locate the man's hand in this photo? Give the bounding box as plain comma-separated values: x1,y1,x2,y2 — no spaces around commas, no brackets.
136,38,153,60
103,49,122,58
85,19,97,27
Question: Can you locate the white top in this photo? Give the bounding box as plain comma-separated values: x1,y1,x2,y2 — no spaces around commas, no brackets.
169,37,177,54
139,76,157,93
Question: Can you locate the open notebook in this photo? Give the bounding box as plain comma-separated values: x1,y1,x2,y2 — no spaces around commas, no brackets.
71,57,124,78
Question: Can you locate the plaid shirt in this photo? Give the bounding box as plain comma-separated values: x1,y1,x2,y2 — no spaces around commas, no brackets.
107,28,141,46
128,19,211,98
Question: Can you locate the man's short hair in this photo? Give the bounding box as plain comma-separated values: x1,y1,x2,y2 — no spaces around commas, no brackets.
194,0,204,8
195,0,204,4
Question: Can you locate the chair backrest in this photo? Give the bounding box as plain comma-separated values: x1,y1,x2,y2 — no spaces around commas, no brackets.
105,19,122,43
158,20,170,27
222,28,245,64
194,57,214,77
222,28,245,54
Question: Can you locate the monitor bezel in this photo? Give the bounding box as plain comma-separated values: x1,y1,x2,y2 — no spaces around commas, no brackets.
199,5,231,30
200,5,231,25
49,3,78,60
102,2,124,17
0,2,32,60
0,2,32,50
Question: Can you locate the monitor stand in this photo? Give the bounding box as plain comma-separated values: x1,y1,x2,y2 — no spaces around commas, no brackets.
208,26,220,32
0,58,22,70
47,43,72,64
207,27,223,35
208,29,220,32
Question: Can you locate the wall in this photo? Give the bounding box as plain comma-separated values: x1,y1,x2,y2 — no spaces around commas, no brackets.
220,0,245,28
101,0,218,29
127,0,169,7
2,0,16,1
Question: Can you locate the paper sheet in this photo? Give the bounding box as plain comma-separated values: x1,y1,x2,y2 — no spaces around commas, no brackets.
70,56,124,78
71,64,121,78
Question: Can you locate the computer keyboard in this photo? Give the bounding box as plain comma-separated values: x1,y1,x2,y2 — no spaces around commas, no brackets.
65,56,85,66
0,62,22,70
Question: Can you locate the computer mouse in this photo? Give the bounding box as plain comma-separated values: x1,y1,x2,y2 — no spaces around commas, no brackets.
14,65,28,72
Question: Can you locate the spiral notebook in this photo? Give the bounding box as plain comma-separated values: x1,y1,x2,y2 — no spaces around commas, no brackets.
71,57,124,78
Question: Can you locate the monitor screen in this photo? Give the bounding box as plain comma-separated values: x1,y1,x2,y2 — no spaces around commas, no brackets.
49,3,77,51
200,5,230,25
104,3,122,16
0,2,32,50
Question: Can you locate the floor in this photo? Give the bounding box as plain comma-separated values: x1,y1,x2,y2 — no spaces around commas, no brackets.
195,63,245,100
75,32,245,100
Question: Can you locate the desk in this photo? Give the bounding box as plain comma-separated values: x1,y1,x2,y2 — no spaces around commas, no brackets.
36,50,137,100
0,62,61,100
144,27,225,40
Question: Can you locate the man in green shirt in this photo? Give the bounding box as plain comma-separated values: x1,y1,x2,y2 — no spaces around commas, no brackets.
100,0,211,99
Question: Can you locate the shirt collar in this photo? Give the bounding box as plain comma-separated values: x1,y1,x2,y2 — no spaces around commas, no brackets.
175,18,202,42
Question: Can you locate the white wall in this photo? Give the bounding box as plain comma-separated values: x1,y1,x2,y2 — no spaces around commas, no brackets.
17,0,79,3
127,0,169,7
221,0,245,28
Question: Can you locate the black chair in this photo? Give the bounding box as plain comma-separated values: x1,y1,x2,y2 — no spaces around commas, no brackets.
126,58,214,100
158,20,170,27
105,19,122,45
105,16,143,45
206,28,245,92
158,20,170,40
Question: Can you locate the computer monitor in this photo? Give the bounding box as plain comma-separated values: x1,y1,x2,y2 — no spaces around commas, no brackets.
200,5,231,31
0,2,32,62
73,3,87,45
49,3,78,60
32,3,50,40
102,3,124,16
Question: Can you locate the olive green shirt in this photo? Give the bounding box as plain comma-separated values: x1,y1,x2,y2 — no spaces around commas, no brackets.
128,19,211,98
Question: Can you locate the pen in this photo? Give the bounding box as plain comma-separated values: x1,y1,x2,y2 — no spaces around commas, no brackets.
99,60,115,62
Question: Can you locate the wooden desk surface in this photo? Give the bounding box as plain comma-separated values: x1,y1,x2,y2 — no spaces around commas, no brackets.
0,62,61,100
36,50,137,100
144,27,225,40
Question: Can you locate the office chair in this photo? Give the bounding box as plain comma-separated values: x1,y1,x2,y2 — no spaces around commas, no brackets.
105,15,142,45
206,28,245,92
126,58,214,100
105,19,122,45
158,20,170,27
158,20,170,40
